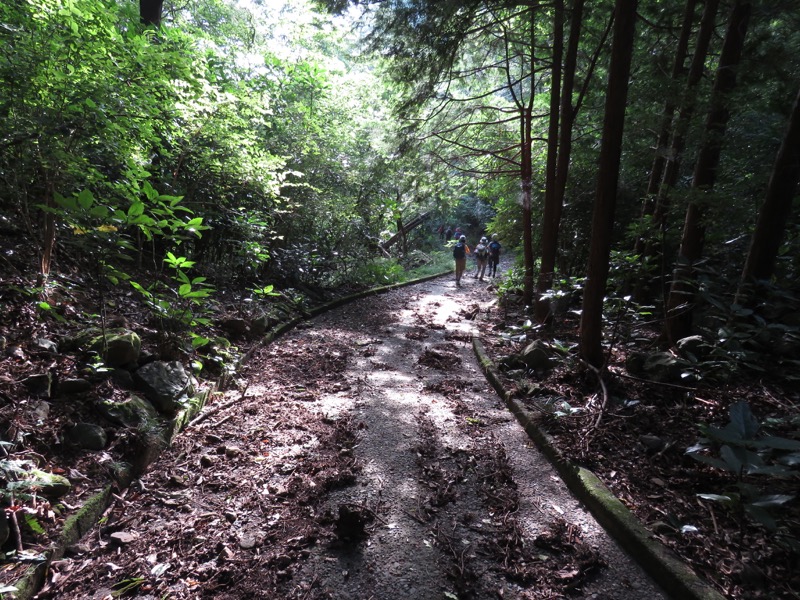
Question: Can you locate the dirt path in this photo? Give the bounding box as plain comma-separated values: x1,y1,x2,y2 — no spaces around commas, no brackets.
41,272,667,599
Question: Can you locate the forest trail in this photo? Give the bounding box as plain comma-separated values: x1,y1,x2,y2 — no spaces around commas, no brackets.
42,271,666,599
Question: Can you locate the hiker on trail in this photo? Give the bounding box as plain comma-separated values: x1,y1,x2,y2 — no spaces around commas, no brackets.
488,233,502,278
444,225,452,242
453,226,462,240
453,234,470,286
474,236,489,281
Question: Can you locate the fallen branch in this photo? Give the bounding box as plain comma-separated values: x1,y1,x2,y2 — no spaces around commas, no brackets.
189,385,248,428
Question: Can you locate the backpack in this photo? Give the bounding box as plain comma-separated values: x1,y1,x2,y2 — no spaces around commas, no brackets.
453,242,466,259
476,243,488,258
489,241,501,258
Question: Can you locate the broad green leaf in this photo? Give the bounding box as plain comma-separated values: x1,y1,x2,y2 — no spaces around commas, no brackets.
128,202,145,218
697,493,733,504
142,181,159,200
89,205,109,219
78,189,94,209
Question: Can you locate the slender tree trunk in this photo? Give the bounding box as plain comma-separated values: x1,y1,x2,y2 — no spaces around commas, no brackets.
637,0,698,230
579,0,638,368
521,9,536,307
633,0,719,305
38,180,56,285
536,0,584,321
521,107,535,306
535,0,565,322
649,0,720,238
665,1,752,343
140,0,164,27
739,85,800,285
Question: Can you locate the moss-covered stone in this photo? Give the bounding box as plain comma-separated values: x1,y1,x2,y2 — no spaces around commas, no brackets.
97,393,159,428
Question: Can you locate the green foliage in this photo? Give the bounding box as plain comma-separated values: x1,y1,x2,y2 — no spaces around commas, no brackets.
683,277,800,385
131,251,216,352
352,258,405,286
687,401,800,531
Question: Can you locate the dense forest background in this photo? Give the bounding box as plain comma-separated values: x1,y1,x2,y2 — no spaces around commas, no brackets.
2,0,798,372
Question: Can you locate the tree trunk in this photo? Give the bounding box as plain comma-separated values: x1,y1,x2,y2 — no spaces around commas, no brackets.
739,84,800,285
665,1,752,344
38,180,56,285
521,107,535,306
536,0,584,321
648,0,720,241
140,0,164,27
535,0,565,322
579,0,638,368
521,9,536,307
638,0,698,225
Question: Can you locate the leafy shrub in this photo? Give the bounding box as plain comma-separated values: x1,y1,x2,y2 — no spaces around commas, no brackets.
687,401,800,531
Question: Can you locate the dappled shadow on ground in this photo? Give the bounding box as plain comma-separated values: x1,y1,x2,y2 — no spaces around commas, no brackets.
482,302,800,600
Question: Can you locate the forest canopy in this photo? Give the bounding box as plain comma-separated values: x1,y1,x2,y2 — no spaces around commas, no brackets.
1,0,799,372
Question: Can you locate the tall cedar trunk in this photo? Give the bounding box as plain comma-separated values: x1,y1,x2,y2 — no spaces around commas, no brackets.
521,108,535,306
537,0,590,319
637,0,698,229
665,1,752,343
521,9,536,306
140,0,164,27
740,85,800,284
579,0,638,368
534,0,565,322
633,0,718,302
648,0,720,249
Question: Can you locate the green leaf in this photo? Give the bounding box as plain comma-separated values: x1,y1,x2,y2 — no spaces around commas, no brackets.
697,493,733,504
720,445,744,472
756,436,800,451
191,336,211,349
178,283,192,296
750,494,795,508
128,202,145,218
142,181,159,200
729,401,760,440
744,505,778,531
89,205,109,219
23,514,45,535
77,189,94,209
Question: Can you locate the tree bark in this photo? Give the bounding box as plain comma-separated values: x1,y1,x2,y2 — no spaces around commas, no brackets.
665,1,752,344
140,0,164,27
638,0,698,225
521,8,536,307
38,180,56,285
535,0,566,322
536,0,588,321
648,0,720,239
521,107,535,306
740,85,800,284
579,0,638,368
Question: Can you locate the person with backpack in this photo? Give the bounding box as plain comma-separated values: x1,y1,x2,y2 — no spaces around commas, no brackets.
452,234,470,286
474,236,489,281
488,233,502,278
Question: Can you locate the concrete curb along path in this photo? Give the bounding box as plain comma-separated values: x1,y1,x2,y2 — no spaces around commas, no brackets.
472,336,726,600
